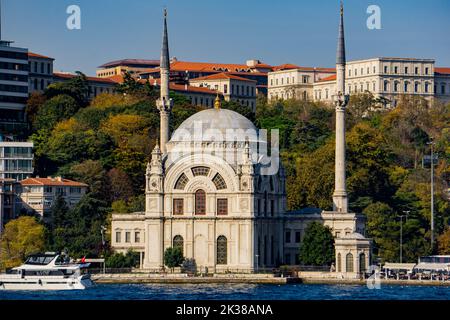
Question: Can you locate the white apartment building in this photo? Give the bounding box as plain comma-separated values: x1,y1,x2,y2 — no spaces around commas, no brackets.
18,177,88,218
189,73,257,111
0,140,34,181
269,58,450,107
312,57,447,107
268,66,335,101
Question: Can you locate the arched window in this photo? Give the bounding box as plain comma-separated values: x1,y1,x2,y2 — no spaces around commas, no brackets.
217,236,227,265
212,173,227,190
337,253,342,272
359,253,366,273
404,81,409,92
191,166,210,177
346,253,354,272
195,190,206,215
175,173,189,190
173,235,184,255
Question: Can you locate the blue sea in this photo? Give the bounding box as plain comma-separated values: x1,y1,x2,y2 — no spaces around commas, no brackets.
0,283,449,300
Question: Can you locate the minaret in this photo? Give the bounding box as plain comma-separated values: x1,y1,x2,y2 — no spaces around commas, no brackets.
156,8,173,154
332,2,349,213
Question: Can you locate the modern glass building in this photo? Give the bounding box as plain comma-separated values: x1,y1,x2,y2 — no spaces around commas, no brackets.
0,140,34,181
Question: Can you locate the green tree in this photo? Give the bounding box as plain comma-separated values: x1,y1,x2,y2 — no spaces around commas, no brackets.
164,247,185,271
33,94,80,131
105,250,139,268
0,217,46,269
299,222,335,266
45,71,89,106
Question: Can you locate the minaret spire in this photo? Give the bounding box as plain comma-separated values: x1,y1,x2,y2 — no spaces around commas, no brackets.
157,8,173,154
333,1,349,213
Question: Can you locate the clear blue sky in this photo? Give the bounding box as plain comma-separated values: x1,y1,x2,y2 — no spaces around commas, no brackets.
4,0,450,74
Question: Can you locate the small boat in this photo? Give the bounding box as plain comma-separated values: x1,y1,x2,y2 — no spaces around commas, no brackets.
0,252,93,291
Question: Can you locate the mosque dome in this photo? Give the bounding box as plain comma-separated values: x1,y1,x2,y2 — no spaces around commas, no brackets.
170,108,258,143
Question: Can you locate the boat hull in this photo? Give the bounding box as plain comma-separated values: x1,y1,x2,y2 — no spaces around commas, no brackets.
0,275,93,291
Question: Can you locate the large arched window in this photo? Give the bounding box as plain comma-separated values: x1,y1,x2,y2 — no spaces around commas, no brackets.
212,173,227,190
173,235,184,255
195,190,206,215
359,253,366,273
175,173,189,190
337,253,342,272
216,236,227,265
346,253,354,272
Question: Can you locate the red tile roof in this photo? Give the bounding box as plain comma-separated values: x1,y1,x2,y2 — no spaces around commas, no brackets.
272,64,301,71
435,67,450,75
317,74,337,82
53,72,117,84
147,78,218,95
189,72,257,83
28,52,54,60
20,177,88,187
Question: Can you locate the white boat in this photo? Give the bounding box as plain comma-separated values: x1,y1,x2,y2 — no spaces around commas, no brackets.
0,252,93,291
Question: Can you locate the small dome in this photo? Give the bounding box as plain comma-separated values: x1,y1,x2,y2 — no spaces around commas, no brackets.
171,108,257,143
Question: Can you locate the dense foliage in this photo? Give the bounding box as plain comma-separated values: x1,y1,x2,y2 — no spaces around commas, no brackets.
15,73,449,266
299,222,335,266
0,217,46,270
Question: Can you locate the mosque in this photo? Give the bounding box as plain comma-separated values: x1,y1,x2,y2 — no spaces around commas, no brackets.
111,4,371,278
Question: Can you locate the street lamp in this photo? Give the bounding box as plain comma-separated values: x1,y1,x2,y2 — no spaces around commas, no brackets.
427,139,436,252
399,211,410,263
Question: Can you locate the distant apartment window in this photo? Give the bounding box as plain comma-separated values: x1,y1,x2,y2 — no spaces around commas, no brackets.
217,199,228,215
285,231,291,243
425,83,429,93
47,63,51,74
125,232,131,243
348,85,351,93
173,199,184,215
303,76,308,84
287,77,289,84
224,84,228,94
41,63,44,74
373,66,376,73
246,86,249,96
360,83,364,92
384,81,389,92
415,82,419,93
135,232,141,243
415,67,419,74
276,79,278,85
384,66,388,73
367,67,370,74
361,68,364,75
354,84,357,93
425,67,429,75
404,82,409,92
44,186,53,193
325,89,329,99
231,84,234,94
295,231,301,243
285,254,291,265
394,82,399,92
41,79,45,90
405,67,408,74
34,62,38,73
115,231,121,243
292,76,294,83
349,69,352,77
281,78,284,85
34,79,38,90
373,82,376,91
394,66,398,74
355,69,357,76
270,79,273,86
442,84,446,94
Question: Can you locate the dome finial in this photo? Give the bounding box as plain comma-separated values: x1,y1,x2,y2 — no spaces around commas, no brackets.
214,92,221,110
